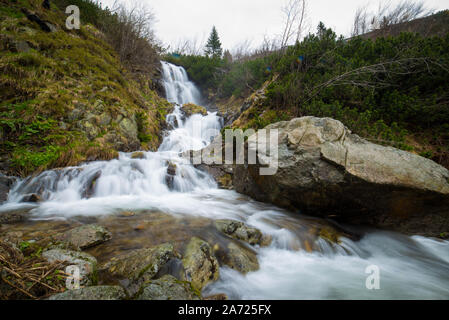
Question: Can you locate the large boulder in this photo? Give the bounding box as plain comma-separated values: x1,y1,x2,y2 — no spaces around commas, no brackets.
136,275,200,300
48,286,126,300
182,237,219,291
234,116,449,236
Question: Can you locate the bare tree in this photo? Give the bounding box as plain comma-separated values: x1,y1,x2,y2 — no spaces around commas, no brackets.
351,0,434,36
103,0,160,74
280,0,308,48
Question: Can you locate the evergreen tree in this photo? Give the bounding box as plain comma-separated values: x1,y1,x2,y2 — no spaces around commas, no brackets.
204,26,223,58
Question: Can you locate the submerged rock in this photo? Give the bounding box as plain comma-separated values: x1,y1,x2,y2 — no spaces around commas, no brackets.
0,208,32,224
42,249,97,286
57,224,112,250
223,242,259,274
137,275,200,300
48,286,126,300
182,237,219,291
233,116,449,236
214,220,271,246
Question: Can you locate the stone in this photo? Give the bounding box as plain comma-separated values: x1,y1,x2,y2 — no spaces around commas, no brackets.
20,193,41,203
223,242,259,274
137,275,200,300
214,219,271,246
102,243,178,283
42,249,97,286
182,237,219,291
48,286,126,300
57,224,112,250
0,208,32,224
181,103,208,117
0,175,16,203
233,116,449,236
131,152,145,159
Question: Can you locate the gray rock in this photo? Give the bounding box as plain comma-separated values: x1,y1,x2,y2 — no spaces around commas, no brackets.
233,116,449,236
182,237,219,291
42,249,97,286
57,224,112,250
137,275,200,300
48,286,126,300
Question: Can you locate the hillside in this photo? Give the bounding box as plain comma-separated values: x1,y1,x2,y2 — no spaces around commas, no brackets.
0,0,171,176
169,16,449,169
359,10,449,40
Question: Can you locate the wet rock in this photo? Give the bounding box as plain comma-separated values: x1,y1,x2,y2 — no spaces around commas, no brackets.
102,243,179,285
0,175,16,203
215,220,271,246
48,285,126,300
20,193,41,203
131,152,145,159
233,116,449,237
181,103,207,117
42,249,97,286
57,224,112,250
223,242,259,274
182,237,219,291
137,275,200,300
165,162,177,190
81,171,101,198
0,208,32,224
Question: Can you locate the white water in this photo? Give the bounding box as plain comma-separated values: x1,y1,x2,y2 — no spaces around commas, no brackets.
1,62,449,299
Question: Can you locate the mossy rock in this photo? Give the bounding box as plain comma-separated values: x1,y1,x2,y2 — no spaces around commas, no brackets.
182,237,219,291
181,103,207,117
137,275,200,300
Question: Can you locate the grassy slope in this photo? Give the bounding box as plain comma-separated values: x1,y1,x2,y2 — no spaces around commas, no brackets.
0,0,172,176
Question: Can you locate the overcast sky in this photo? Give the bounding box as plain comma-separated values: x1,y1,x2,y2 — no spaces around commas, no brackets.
100,0,449,51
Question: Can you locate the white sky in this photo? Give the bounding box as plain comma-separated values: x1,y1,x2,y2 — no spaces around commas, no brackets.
100,0,449,51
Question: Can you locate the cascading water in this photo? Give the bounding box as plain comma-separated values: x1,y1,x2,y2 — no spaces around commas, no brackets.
1,62,448,299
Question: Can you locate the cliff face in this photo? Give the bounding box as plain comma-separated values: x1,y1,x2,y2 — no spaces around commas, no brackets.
0,0,172,176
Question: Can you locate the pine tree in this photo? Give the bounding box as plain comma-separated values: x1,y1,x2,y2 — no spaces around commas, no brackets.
204,26,223,58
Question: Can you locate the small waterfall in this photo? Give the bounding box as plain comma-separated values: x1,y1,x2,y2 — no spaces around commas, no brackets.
161,61,202,105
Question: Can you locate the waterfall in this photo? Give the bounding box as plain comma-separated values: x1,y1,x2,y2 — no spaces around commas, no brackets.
2,62,222,207
1,62,448,300
161,61,202,105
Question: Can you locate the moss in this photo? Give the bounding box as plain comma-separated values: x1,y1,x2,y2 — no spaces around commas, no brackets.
0,0,170,176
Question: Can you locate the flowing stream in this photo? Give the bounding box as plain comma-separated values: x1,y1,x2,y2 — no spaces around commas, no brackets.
1,62,449,299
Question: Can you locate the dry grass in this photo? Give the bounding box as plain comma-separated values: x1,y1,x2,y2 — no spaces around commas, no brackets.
0,241,69,300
